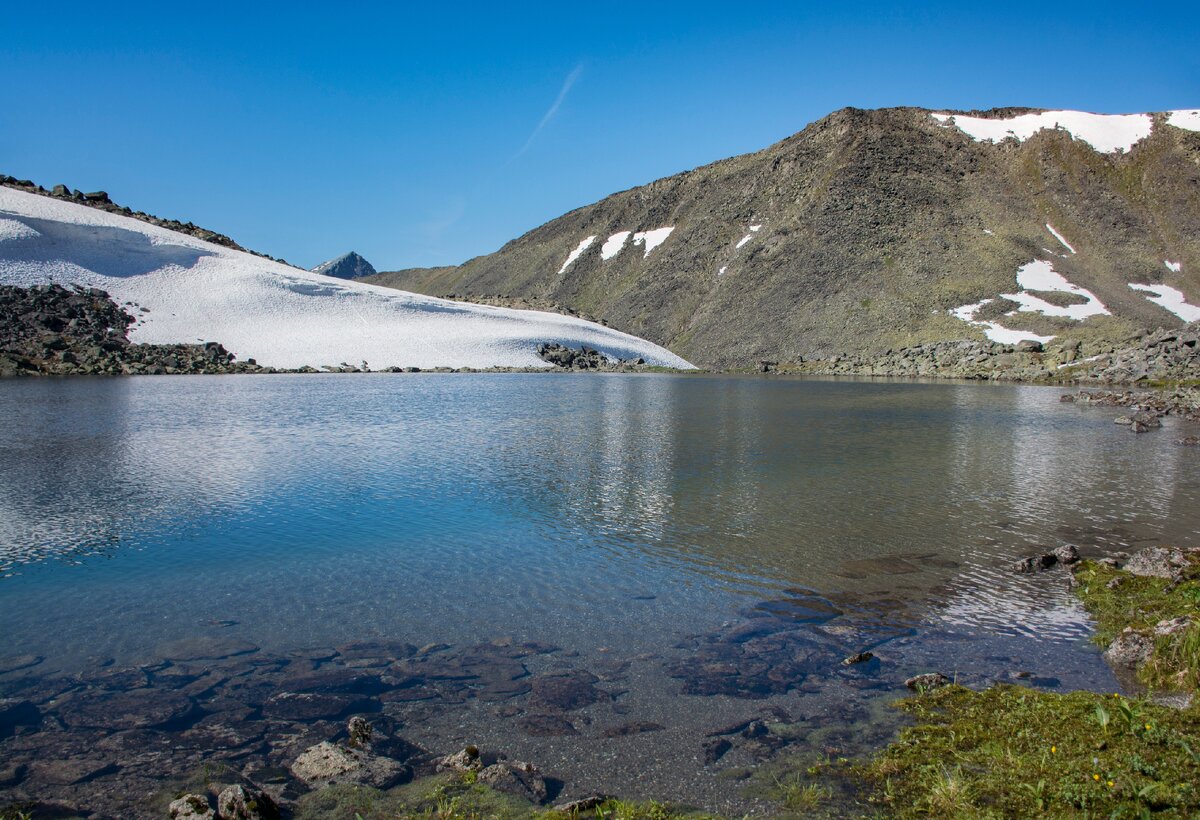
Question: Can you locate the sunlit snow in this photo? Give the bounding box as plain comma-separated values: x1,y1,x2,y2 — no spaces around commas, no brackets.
601,231,631,261
0,188,694,370
931,110,1154,154
1045,223,1076,254
1165,260,1182,273
949,258,1109,343
1010,260,1108,319
558,235,596,275
1167,110,1200,132
630,226,674,258
1128,283,1200,322
0,217,40,241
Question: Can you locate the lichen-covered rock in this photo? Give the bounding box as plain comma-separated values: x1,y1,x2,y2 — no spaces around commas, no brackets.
905,672,952,691
434,745,482,773
477,760,549,804
1123,547,1195,579
1104,628,1153,669
289,740,407,789
1053,544,1081,565
168,793,215,819
216,783,281,820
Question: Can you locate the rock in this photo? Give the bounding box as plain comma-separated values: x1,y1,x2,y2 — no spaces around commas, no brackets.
289,740,408,789
169,793,215,820
601,721,666,738
1016,340,1043,353
1178,435,1200,446
55,688,195,730
1114,415,1134,425
0,698,40,738
435,745,483,773
0,762,27,788
1014,553,1057,573
905,672,952,691
1153,616,1192,637
261,691,377,721
841,651,875,666
28,757,119,785
216,783,281,820
0,654,43,674
311,251,377,280
477,760,549,804
1052,544,1081,565
347,715,373,747
529,670,605,710
702,737,732,764
553,794,610,813
517,714,578,736
1104,629,1153,669
1124,546,1195,579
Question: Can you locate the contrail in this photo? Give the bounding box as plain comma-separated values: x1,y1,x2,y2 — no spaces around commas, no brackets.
515,64,583,158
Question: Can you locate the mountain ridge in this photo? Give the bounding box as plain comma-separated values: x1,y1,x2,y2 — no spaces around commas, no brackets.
361,106,1200,368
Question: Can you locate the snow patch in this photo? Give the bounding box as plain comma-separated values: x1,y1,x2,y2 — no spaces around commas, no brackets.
1045,223,1076,254
1128,283,1200,322
718,266,728,276
1167,110,1200,133
0,217,40,242
1164,260,1182,273
0,187,694,370
601,231,631,261
983,229,994,235
949,258,1110,343
558,235,596,275
1009,260,1108,319
630,226,674,258
932,110,1153,154
734,224,762,250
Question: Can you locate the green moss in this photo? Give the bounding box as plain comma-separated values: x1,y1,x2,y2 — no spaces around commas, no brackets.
1073,557,1200,691
860,684,1200,817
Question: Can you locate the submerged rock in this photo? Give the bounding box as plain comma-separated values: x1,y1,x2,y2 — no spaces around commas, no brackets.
1014,553,1057,573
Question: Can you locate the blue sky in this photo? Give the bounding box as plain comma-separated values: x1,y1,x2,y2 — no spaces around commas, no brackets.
2,2,1196,270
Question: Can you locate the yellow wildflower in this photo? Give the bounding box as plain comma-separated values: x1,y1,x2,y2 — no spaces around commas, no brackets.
1051,746,1057,754
1093,774,1101,781
1107,781,1115,788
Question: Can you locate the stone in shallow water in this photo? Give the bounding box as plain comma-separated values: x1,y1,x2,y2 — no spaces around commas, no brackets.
260,691,378,722
528,671,605,711
28,757,119,785
601,721,665,738
517,714,579,736
55,688,196,730
0,654,43,674
157,636,259,661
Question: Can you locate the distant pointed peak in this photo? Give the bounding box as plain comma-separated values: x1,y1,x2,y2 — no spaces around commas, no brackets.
312,251,377,279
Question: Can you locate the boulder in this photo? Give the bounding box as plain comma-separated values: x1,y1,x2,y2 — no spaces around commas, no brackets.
477,760,549,804
216,784,281,820
1123,547,1194,579
1014,553,1057,573
1052,544,1081,565
1104,628,1153,669
169,793,215,820
289,740,408,789
905,672,952,691
435,745,483,773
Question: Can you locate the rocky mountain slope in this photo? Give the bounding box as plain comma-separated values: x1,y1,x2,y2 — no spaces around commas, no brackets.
312,250,376,279
362,107,1200,369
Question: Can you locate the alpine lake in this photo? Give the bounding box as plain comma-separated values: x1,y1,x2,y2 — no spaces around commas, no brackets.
2,373,1199,816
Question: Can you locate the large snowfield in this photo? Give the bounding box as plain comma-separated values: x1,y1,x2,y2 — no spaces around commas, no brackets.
0,187,693,370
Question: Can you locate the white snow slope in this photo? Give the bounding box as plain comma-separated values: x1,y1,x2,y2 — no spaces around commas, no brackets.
0,188,694,370
932,109,1200,154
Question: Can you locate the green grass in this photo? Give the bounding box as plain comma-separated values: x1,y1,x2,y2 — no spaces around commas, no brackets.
859,684,1200,817
1073,557,1200,690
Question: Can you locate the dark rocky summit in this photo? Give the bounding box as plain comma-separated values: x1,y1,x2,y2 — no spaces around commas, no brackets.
312,251,376,280
0,284,269,376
